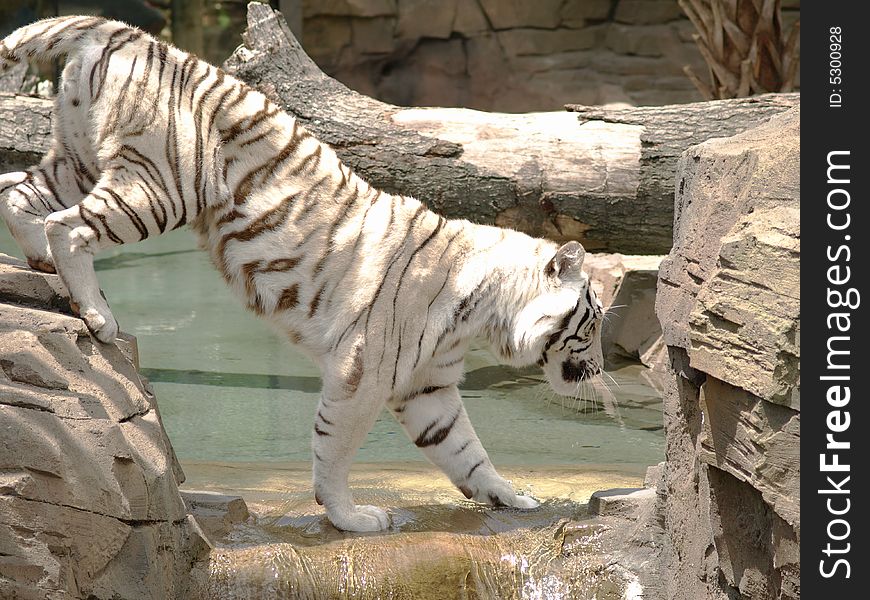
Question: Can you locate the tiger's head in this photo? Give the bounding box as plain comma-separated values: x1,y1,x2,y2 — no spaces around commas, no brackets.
511,241,605,396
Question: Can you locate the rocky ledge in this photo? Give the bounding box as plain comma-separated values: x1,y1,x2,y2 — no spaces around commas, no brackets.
655,106,800,599
0,254,209,599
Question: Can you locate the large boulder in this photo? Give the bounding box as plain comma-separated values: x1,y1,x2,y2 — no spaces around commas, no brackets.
586,253,666,371
0,254,209,599
655,106,800,599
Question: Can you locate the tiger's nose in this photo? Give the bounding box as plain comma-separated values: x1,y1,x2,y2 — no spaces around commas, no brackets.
561,359,600,382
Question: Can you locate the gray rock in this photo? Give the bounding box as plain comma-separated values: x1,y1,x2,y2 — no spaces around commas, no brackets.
0,254,205,599
560,0,613,26
303,0,397,18
477,0,563,30
182,490,251,541
602,267,663,369
451,0,489,36
585,253,666,371
614,0,684,25
654,107,800,600
351,17,397,54
699,377,799,530
589,487,656,517
497,27,602,57
657,107,800,409
396,0,456,40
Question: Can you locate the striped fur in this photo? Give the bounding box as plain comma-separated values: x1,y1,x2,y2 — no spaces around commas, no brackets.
0,17,605,532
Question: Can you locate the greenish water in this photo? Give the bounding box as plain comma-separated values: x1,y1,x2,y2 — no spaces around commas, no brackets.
0,227,664,472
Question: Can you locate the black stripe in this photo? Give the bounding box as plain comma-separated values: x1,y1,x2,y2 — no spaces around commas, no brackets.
413,229,463,369
390,323,404,389
540,299,583,363
132,180,167,233
435,356,465,369
400,384,448,405
100,55,139,143
164,63,185,226
80,205,123,244
415,411,460,447
36,167,63,211
119,147,171,230
102,188,149,240
194,70,226,213
90,29,142,102
334,204,427,352
466,460,484,479
309,284,325,317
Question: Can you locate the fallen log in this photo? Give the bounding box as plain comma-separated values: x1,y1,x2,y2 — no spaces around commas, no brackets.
0,2,799,253
224,2,798,254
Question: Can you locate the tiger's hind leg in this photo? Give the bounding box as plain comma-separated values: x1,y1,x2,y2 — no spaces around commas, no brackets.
0,150,88,272
389,384,540,509
311,350,394,532
44,163,170,343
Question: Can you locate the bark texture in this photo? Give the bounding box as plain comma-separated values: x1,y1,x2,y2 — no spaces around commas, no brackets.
0,3,799,253
223,3,798,253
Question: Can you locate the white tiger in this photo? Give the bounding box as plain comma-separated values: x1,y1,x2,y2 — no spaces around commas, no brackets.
0,17,606,532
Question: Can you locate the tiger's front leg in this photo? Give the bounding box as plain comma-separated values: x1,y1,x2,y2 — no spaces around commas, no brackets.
389,384,539,509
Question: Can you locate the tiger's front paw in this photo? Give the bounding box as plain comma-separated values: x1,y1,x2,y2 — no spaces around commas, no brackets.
468,475,540,510
327,504,391,532
507,494,540,509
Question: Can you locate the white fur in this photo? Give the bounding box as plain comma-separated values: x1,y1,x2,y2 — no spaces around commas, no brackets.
1,17,605,531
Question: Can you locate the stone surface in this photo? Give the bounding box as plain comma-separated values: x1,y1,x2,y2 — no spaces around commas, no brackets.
396,0,456,40
601,265,663,369
585,253,666,371
477,0,563,30
588,487,656,517
699,378,799,531
303,0,397,18
292,0,766,111
654,106,800,600
657,107,800,409
614,0,684,25
182,490,251,541
0,254,207,599
180,460,665,600
351,17,396,54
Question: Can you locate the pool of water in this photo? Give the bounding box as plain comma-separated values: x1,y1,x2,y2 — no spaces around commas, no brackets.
0,226,664,476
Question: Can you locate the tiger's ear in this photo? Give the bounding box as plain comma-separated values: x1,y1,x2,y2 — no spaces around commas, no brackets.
545,241,585,280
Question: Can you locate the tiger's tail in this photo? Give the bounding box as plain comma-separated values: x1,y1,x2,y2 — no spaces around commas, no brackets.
0,15,119,71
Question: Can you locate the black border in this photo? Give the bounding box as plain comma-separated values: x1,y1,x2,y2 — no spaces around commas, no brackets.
802,2,869,595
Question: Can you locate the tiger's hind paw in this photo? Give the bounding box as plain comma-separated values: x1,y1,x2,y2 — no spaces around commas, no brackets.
78,306,119,343
26,256,56,273
328,504,391,532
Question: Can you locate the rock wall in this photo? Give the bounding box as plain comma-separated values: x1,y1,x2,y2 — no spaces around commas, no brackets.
291,0,801,111
655,106,799,599
0,255,209,599
586,253,667,371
